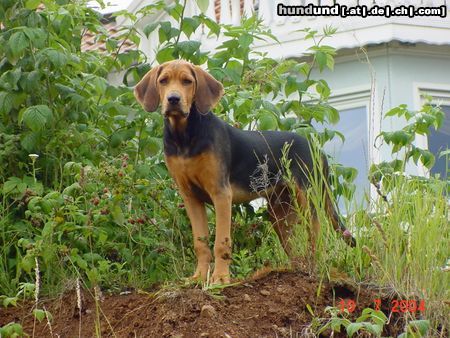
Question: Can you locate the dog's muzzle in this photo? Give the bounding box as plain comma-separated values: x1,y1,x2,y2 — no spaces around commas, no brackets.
164,93,188,117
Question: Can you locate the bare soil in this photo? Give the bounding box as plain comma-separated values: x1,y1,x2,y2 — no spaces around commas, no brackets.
1,270,406,337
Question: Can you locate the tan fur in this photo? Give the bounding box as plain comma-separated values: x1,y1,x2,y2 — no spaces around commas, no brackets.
165,152,232,283
134,60,224,130
267,185,320,270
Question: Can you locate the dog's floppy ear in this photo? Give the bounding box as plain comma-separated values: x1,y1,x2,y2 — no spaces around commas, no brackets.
134,65,162,112
193,66,224,114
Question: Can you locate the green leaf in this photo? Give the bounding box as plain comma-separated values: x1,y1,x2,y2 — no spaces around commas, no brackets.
40,199,53,214
369,310,388,326
143,136,161,156
62,182,81,197
42,221,54,240
22,70,42,93
258,111,278,130
91,76,108,94
326,53,335,70
106,38,118,51
143,22,159,38
156,47,175,64
202,16,220,36
315,51,327,72
20,131,41,152
20,255,35,274
33,309,46,322
238,34,253,49
0,68,22,91
45,49,68,68
86,267,99,284
158,21,179,43
366,323,382,335
316,79,330,99
110,132,123,148
71,254,87,270
8,31,28,57
221,67,241,85
346,322,364,337
305,303,314,316
420,149,435,169
112,204,124,225
20,105,53,131
196,0,209,13
330,319,342,332
23,27,46,48
0,322,24,337
166,2,183,21
285,76,297,96
407,320,430,336
2,296,18,307
177,40,201,55
182,17,201,38
3,177,21,194
0,92,14,115
385,104,414,121
25,0,41,9
439,148,450,158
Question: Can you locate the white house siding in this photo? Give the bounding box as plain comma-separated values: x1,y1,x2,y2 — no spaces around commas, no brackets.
309,42,450,177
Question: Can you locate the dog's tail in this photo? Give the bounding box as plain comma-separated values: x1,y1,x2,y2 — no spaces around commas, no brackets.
321,155,356,247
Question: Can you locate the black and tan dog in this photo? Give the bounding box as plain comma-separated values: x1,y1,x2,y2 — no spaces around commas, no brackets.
134,60,355,284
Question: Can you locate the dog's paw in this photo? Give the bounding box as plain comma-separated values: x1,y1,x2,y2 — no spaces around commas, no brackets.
190,267,209,282
211,273,230,285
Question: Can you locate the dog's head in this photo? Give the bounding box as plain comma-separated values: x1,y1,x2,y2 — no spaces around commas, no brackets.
134,60,224,119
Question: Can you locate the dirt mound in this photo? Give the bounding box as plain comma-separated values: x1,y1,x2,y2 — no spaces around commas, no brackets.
1,271,404,337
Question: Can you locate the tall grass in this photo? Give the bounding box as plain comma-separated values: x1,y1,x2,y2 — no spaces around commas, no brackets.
285,143,449,332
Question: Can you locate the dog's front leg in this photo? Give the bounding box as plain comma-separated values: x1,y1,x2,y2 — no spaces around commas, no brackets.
182,193,212,281
210,187,232,284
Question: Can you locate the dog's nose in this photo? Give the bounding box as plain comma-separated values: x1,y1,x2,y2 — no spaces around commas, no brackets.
167,94,180,105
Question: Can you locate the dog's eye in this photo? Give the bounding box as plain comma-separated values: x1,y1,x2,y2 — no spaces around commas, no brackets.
182,79,193,85
159,78,168,85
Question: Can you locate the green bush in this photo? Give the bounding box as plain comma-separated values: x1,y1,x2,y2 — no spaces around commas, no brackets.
0,0,348,294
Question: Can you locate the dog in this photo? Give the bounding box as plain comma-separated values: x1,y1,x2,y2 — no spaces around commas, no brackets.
134,60,355,284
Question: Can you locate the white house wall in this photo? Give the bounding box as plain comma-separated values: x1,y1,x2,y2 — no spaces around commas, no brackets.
309,42,450,177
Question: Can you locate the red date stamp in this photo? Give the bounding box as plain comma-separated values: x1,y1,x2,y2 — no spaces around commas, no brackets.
339,298,425,313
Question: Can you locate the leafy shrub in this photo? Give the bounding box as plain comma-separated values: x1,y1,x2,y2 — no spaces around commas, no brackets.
0,0,351,295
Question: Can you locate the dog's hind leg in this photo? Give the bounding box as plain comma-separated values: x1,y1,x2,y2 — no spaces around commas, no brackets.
267,184,322,270
317,155,356,247
325,194,356,247
267,186,302,266
296,185,320,265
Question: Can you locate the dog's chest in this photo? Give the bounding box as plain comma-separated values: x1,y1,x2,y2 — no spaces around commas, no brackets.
165,152,222,199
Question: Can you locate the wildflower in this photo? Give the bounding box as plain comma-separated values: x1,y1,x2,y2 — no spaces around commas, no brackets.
29,153,39,160
35,257,40,305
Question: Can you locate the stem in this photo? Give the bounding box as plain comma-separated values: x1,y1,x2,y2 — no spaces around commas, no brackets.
134,117,147,168
94,24,137,128
175,0,187,47
299,34,328,104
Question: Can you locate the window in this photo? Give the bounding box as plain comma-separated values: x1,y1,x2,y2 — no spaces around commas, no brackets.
429,105,450,179
415,84,450,179
319,106,369,210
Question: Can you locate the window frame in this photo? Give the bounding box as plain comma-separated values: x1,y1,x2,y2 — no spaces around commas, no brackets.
413,82,450,177
313,85,375,206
